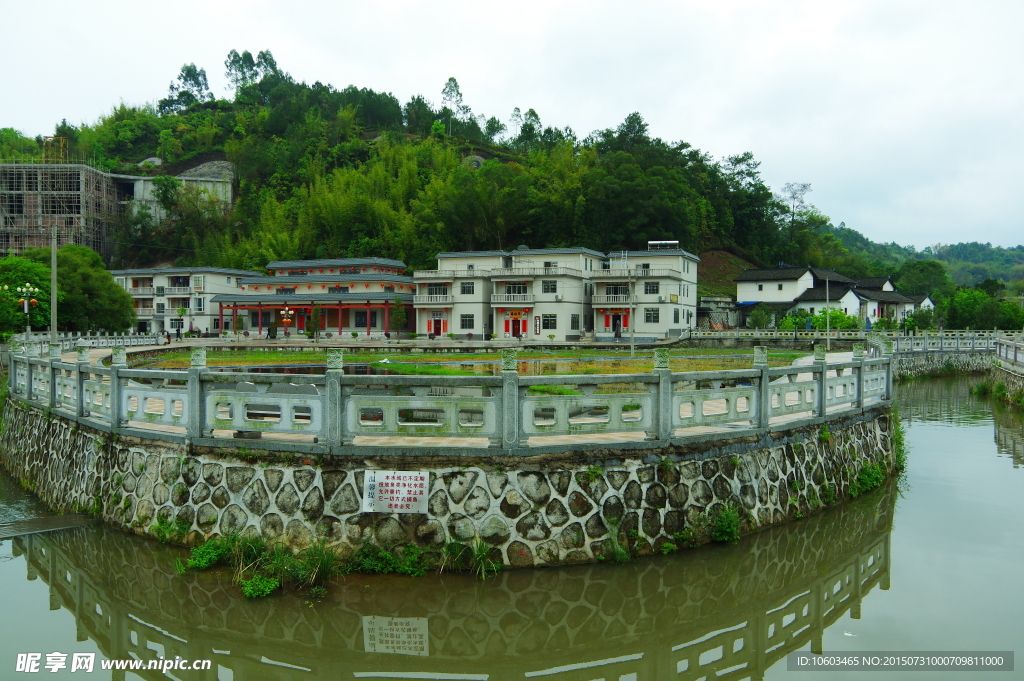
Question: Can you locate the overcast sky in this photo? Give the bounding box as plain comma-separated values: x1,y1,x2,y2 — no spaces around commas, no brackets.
2,0,1021,249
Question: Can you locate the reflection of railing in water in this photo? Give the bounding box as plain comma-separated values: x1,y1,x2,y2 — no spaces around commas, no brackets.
994,408,1024,469
11,484,894,680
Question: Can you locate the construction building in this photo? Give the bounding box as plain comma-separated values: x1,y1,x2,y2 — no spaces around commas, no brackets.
0,138,232,260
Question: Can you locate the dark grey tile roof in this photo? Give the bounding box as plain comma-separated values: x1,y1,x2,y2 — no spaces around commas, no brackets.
904,293,933,304
266,257,406,269
110,267,262,276
735,267,811,282
512,247,607,257
210,292,414,304
240,273,414,285
793,286,857,302
436,251,510,258
854,289,915,303
809,268,858,285
855,277,893,289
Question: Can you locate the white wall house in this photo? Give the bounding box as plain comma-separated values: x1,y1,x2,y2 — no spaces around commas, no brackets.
412,242,700,342
594,247,699,341
111,266,262,334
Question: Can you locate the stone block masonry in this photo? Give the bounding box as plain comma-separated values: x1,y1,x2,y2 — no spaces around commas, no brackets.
0,399,897,567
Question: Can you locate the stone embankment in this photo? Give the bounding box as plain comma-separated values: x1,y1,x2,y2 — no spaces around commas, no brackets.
891,350,993,380
0,400,896,567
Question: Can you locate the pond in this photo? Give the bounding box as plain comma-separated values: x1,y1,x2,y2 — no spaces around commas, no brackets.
0,375,1020,679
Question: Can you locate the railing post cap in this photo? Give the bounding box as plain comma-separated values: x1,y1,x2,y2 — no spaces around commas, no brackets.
753,346,769,367
501,348,519,371
190,346,207,367
111,346,127,366
654,347,670,369
326,347,345,369
813,345,827,361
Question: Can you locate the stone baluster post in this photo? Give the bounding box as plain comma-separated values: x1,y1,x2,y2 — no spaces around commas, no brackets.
814,345,828,417
109,347,127,429
25,340,37,401
187,347,207,440
753,346,771,428
324,348,345,447
501,348,520,450
880,338,894,401
852,343,865,409
653,347,673,441
75,342,91,417
47,342,60,409
8,340,22,395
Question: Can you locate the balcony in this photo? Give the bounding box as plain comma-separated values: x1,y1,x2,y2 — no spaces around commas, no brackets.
134,307,155,316
592,295,632,304
413,269,487,279
164,286,191,295
414,294,454,305
489,267,582,278
491,294,535,304
128,287,154,295
598,268,681,279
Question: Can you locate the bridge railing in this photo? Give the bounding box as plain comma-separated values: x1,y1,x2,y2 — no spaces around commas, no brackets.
688,328,1010,345
6,343,892,453
9,332,163,353
994,338,1024,374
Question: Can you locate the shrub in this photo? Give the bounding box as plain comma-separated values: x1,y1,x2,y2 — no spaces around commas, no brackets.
819,424,832,442
821,484,837,505
849,461,886,497
187,538,232,570
711,505,742,543
239,574,279,598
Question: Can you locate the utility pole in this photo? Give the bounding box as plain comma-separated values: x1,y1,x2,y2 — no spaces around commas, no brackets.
50,223,57,344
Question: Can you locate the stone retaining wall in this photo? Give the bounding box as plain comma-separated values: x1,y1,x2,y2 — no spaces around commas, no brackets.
892,350,992,380
0,399,896,567
992,363,1024,395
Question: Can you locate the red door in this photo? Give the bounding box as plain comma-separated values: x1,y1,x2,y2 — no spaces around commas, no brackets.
432,319,442,336
511,319,521,337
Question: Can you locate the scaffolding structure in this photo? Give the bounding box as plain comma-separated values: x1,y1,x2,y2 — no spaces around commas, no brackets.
0,138,120,258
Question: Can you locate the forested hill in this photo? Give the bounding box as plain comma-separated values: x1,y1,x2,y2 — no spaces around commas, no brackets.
1,49,1020,291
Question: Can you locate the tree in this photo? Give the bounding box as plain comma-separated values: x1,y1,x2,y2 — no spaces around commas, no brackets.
309,304,323,341
976,277,1006,298
483,116,506,143
389,297,407,339
441,77,463,136
0,256,52,338
158,64,213,114
21,245,135,332
747,303,773,329
781,182,811,234
895,260,951,296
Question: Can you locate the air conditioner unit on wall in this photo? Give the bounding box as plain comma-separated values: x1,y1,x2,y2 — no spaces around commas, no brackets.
555,294,563,301
658,295,665,302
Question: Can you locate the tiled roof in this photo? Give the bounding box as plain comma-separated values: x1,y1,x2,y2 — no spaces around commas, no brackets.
512,247,606,257
735,267,811,282
436,251,510,258
210,292,414,304
794,286,857,302
854,289,915,303
809,268,858,285
856,277,892,289
266,257,406,269
240,273,413,285
110,267,262,276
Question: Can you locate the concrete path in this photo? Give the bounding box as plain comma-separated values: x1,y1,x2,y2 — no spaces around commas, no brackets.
0,515,96,540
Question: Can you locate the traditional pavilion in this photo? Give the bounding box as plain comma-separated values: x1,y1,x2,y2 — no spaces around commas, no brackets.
209,258,415,336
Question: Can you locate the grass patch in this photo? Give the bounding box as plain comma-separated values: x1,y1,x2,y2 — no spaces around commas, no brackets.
849,461,887,498
710,504,743,543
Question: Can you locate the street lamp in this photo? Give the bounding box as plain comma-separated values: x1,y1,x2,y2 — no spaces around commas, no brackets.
16,283,41,340
281,306,293,337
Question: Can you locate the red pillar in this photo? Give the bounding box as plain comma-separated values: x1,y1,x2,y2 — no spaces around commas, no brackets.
384,304,390,334
338,302,343,334
218,304,224,335
258,303,263,336
232,305,238,333
366,303,372,336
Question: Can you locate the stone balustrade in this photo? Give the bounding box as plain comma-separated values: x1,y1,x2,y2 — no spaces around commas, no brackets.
7,344,892,456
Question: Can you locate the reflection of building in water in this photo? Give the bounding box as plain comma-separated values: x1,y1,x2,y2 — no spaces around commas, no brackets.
12,485,894,681
994,408,1024,469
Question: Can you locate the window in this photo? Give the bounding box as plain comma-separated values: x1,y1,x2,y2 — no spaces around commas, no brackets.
192,275,204,290
156,303,165,314
674,308,680,323
460,314,475,329
169,319,184,330
809,308,815,315
570,314,580,330
644,281,660,295
213,318,220,330
467,264,474,271
195,297,205,312
645,308,660,323
606,283,629,296
427,284,448,296
777,284,783,290
226,276,232,284
328,286,349,294
461,281,475,295
543,261,557,268
542,314,557,329
115,277,126,289
506,283,527,295
542,280,557,293
354,311,378,327
637,263,650,270
758,284,763,291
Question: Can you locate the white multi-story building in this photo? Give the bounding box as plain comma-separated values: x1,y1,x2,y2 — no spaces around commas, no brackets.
595,245,699,342
412,242,699,342
111,266,262,334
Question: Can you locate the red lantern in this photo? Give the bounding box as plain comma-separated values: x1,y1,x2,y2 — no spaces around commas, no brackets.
321,285,326,289
319,269,323,272
307,285,312,289
498,308,504,313
241,286,246,290
362,267,367,271
329,268,334,272
364,284,369,288
373,267,378,271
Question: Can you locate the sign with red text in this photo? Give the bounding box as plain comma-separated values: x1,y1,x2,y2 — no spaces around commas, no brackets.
362,470,429,513
362,616,429,656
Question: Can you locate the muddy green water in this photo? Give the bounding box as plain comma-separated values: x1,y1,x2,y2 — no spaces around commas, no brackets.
0,376,1020,680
